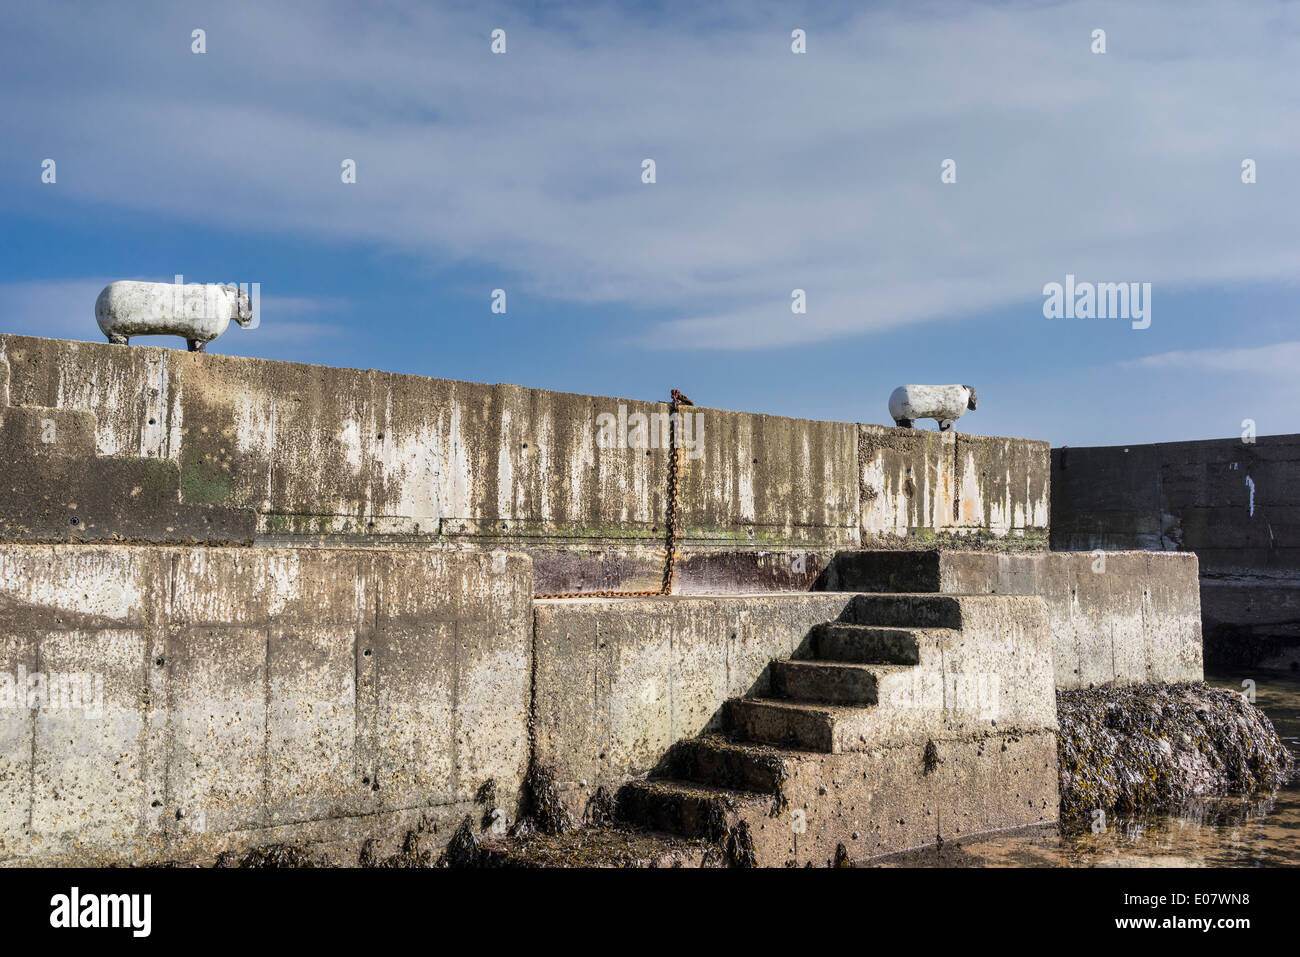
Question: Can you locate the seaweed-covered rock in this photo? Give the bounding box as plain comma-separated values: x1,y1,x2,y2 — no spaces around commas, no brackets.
1057,682,1292,831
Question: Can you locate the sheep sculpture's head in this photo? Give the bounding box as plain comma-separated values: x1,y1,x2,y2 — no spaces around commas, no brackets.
963,385,978,410
231,287,256,328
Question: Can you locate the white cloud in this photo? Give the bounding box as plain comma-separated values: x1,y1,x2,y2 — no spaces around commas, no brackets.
1121,341,1300,375
3,1,1298,350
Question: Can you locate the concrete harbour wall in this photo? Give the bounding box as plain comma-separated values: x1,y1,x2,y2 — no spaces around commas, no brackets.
0,335,1210,865
0,335,1049,594
0,544,532,865
3,551,1068,865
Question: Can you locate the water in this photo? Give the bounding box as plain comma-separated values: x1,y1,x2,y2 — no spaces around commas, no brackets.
873,668,1300,867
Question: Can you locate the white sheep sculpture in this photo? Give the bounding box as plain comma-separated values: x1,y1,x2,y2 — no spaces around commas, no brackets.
95,280,254,352
888,384,978,432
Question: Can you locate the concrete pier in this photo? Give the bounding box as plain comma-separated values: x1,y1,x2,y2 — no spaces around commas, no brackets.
0,335,1211,866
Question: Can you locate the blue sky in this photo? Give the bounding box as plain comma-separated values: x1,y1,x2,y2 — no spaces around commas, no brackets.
2,0,1298,447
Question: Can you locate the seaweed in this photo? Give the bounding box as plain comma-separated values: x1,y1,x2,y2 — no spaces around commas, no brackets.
214,843,327,868
583,786,618,827
724,821,757,868
513,761,575,836
923,739,942,774
436,816,483,868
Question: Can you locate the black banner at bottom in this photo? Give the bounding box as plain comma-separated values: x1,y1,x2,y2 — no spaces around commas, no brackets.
0,865,1288,944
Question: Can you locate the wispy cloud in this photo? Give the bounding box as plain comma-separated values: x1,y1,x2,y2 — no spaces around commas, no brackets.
1121,341,1300,375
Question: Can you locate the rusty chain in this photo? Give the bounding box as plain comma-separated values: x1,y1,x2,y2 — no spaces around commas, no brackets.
535,389,693,599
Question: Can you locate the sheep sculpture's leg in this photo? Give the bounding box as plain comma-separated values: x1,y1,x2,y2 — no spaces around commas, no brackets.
894,418,913,429
938,419,955,432
107,334,129,346
187,339,206,353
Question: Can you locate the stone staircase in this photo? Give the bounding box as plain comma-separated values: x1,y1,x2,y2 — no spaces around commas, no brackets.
474,588,1055,867
0,357,254,544
612,594,1003,866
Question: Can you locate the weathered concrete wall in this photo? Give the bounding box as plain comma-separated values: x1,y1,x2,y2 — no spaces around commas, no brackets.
938,551,1203,690
0,336,1049,592
1052,436,1300,667
0,349,254,545
0,335,858,551
819,550,1203,689
859,425,1049,548
532,591,1059,832
0,545,532,865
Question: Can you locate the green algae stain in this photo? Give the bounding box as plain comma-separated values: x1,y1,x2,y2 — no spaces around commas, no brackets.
179,453,232,505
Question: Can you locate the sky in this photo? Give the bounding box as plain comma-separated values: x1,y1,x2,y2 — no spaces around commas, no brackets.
1,0,1298,447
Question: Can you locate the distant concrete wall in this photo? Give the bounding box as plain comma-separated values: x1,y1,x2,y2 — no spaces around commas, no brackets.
0,545,532,865
1052,437,1300,569
532,592,1057,820
1052,436,1300,667
819,550,1203,689
0,336,1049,593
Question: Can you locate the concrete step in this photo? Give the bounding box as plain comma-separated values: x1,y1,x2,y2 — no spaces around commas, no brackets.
728,697,846,752
820,550,942,592
98,499,256,545
616,779,771,840
1,453,178,510
663,735,787,795
771,659,916,706
0,497,255,545
473,825,723,868
846,594,962,629
729,695,920,753
809,623,925,664
0,406,98,459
